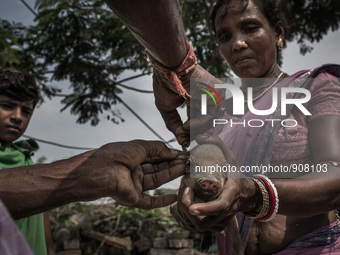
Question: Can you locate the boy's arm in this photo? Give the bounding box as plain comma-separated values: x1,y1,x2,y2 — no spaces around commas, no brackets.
0,140,185,219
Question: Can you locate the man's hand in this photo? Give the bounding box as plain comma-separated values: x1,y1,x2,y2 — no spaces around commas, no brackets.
95,140,186,209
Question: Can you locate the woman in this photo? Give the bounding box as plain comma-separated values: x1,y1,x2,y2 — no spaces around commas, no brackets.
170,0,340,254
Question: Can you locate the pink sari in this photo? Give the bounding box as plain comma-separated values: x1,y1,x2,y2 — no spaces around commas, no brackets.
209,64,340,254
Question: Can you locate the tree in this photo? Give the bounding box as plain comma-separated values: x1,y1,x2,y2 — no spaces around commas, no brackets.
0,19,61,103
1,0,339,125
36,156,47,164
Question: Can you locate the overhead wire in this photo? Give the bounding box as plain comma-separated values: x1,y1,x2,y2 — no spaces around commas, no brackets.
22,134,176,151
116,96,174,148
22,135,96,150
19,0,38,17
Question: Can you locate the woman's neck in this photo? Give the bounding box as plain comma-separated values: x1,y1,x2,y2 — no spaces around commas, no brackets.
241,65,282,90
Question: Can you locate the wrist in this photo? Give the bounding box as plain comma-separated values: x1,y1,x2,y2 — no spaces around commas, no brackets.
240,177,263,213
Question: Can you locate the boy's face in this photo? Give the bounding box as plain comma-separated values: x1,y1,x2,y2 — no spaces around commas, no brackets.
0,95,34,145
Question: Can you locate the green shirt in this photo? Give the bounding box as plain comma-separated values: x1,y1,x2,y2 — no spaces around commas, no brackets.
0,139,47,255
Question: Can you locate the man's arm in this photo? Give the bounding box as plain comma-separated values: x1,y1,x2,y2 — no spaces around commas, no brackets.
0,140,185,219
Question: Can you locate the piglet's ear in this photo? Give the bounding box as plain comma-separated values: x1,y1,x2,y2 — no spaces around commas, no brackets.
195,135,239,168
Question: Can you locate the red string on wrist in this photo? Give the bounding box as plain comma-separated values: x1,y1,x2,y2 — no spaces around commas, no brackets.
145,42,197,99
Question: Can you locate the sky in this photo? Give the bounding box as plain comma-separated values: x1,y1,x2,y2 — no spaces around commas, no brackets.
1,0,340,191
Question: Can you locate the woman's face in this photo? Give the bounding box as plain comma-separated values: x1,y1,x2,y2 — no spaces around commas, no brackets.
215,0,279,78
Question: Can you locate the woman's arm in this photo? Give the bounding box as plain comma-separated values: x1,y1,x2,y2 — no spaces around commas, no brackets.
274,115,340,217
104,1,225,146
104,0,188,68
172,114,340,232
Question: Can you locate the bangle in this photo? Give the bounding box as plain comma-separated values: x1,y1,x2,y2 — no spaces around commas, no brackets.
244,177,270,219
319,161,340,167
254,174,279,222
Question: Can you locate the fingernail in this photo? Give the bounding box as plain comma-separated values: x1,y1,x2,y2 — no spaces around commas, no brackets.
198,135,209,139
192,210,201,215
184,187,190,194
170,149,180,155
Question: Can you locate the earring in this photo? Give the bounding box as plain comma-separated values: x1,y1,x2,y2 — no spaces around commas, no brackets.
277,37,284,51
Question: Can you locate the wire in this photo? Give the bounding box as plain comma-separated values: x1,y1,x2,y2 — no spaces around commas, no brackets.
116,83,153,93
17,1,175,149
19,0,38,17
22,134,176,151
22,135,96,150
117,96,174,148
22,98,177,151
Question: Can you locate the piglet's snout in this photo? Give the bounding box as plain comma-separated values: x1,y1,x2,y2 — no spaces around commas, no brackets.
199,180,219,191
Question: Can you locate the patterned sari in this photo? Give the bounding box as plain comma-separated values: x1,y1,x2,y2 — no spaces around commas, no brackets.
212,64,340,254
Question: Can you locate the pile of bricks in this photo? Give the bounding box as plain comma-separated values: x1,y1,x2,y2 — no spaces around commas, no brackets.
150,231,200,255
54,228,81,255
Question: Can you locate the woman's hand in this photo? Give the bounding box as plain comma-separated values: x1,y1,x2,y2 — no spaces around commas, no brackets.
153,66,225,147
170,135,261,233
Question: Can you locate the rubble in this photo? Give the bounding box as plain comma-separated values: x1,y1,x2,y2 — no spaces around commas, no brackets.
49,190,217,255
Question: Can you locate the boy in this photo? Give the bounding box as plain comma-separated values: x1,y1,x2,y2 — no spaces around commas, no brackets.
0,69,54,255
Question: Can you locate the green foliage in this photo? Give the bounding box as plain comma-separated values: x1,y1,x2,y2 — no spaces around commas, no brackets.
30,0,150,125
181,0,232,77
282,0,340,55
35,156,47,164
0,19,60,104
51,202,183,254
0,26,21,66
112,206,179,239
1,0,339,125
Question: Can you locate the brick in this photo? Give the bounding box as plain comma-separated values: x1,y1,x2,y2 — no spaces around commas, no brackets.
181,239,194,248
63,239,80,250
168,239,194,248
56,249,82,255
135,239,152,252
168,239,182,248
148,248,177,255
152,237,168,249
148,248,200,255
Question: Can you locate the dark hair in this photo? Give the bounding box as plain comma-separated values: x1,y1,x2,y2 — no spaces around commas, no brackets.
211,0,288,40
0,69,41,108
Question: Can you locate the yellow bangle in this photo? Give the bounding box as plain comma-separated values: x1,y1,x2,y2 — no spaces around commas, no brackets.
244,177,270,219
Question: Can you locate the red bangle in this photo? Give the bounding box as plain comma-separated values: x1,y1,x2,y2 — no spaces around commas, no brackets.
254,174,279,222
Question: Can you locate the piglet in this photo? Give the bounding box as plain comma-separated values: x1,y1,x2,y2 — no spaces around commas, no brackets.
179,143,244,255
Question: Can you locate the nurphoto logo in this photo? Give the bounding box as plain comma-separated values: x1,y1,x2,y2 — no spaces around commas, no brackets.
196,79,312,128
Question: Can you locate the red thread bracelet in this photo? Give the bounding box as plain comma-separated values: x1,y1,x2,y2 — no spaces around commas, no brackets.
145,41,197,99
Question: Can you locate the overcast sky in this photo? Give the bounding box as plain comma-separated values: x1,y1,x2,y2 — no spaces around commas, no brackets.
1,0,340,191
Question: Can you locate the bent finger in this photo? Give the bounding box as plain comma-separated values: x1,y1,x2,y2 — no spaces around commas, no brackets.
142,164,186,190
136,193,178,209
